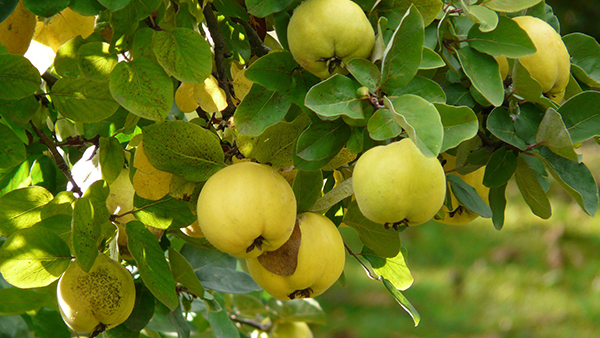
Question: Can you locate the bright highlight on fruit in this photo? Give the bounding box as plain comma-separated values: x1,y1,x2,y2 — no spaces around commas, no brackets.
57,253,136,335
512,16,571,103
246,212,345,300
196,162,297,258
287,0,375,79
352,138,446,228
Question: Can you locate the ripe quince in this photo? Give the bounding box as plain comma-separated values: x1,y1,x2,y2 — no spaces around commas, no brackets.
271,321,314,338
287,0,375,79
352,138,446,227
57,253,136,334
438,154,489,225
246,212,345,300
196,162,297,258
512,16,570,103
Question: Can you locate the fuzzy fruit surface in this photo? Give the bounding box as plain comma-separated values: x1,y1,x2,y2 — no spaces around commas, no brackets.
271,321,314,338
438,154,489,225
352,138,446,225
196,162,297,258
287,0,375,79
57,253,136,334
512,16,570,103
246,212,345,300
0,0,36,55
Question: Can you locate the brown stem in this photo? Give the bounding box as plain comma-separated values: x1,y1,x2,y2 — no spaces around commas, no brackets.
203,4,236,122
229,314,271,331
231,17,271,57
344,242,380,281
30,122,83,197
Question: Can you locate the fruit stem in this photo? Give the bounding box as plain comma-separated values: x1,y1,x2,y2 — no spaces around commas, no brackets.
246,236,265,253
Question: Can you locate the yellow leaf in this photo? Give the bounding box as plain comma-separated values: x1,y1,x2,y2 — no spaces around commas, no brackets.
175,82,200,113
193,75,228,114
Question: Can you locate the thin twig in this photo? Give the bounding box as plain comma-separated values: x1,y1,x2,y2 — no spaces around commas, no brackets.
231,17,271,57
344,242,380,281
30,122,83,197
229,314,271,331
203,4,236,122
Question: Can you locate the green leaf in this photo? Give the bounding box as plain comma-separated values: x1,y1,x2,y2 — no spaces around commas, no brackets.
133,195,196,230
420,47,445,70
310,178,354,213
384,95,444,157
32,308,71,338
363,246,412,290
388,75,446,103
343,201,400,258
213,0,250,20
563,33,600,87
381,5,424,89
305,74,364,120
0,54,41,100
180,244,260,294
559,91,600,143
294,119,351,170
293,170,323,213
374,0,442,27
109,58,174,121
51,77,120,123
536,108,578,162
367,108,402,141
468,16,536,58
142,120,225,182
539,147,598,216
71,197,99,272
0,186,53,237
0,123,26,169
489,183,507,230
54,36,86,78
23,0,69,16
235,84,293,137
122,282,156,332
513,103,544,144
483,147,517,188
168,247,205,298
126,221,179,311
466,5,498,32
99,136,124,185
444,83,476,108
152,28,212,84
347,58,382,92
0,226,71,288
236,114,310,168
98,0,131,11
0,288,50,315
245,50,297,91
456,47,504,107
78,42,119,82
69,0,106,16
382,277,420,326
0,96,39,125
512,60,543,102
0,0,18,22
447,174,492,218
245,0,294,17
208,304,241,338
486,107,527,150
82,180,111,229
481,0,543,12
435,103,478,153
515,155,551,219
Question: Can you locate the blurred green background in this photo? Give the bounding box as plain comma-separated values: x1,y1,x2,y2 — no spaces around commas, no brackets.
313,139,600,338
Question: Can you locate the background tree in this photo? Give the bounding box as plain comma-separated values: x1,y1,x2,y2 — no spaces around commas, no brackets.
0,0,599,337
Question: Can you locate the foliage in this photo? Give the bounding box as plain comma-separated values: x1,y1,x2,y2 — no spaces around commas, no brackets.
0,0,599,337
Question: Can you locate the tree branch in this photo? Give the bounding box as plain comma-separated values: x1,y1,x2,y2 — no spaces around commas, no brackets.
30,122,83,197
229,314,271,331
231,17,271,57
203,4,236,122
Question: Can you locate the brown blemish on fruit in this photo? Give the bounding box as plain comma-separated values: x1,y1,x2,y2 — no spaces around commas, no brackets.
257,220,301,276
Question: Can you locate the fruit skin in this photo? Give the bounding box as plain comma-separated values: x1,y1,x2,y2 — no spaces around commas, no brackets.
246,212,345,300
352,138,446,226
287,0,375,79
57,253,136,334
34,8,95,52
438,154,489,225
512,16,570,103
496,55,509,81
196,162,297,258
106,168,136,259
271,321,314,338
0,0,36,55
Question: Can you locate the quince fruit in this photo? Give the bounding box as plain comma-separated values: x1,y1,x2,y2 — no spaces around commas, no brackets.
57,253,136,335
352,138,446,227
512,16,570,103
271,321,313,338
287,0,375,79
246,212,345,300
196,162,297,258
106,168,136,259
0,0,36,55
438,154,489,225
